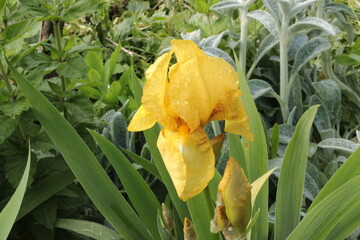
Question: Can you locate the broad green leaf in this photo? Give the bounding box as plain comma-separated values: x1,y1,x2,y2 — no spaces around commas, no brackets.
62,0,104,21
31,198,57,230
248,10,278,36
7,61,151,240
274,105,318,240
57,56,88,79
86,51,104,74
0,116,17,144
55,218,122,240
0,147,30,240
0,96,30,119
0,19,34,44
105,81,121,104
103,44,122,83
90,130,161,240
287,176,360,240
309,147,360,211
291,38,331,79
17,169,74,220
237,59,269,240
318,138,358,153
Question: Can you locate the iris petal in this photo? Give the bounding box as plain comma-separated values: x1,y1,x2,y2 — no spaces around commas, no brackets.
157,128,215,201
171,39,205,63
169,55,239,131
142,50,177,129
128,105,156,131
210,98,253,141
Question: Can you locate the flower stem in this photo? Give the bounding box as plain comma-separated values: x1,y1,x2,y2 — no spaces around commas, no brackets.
239,8,248,76
0,57,13,97
279,16,290,122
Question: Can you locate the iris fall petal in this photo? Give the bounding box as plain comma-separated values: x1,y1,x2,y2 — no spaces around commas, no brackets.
157,128,215,201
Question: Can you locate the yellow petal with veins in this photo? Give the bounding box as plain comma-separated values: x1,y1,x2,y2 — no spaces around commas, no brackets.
171,39,205,63
210,100,253,141
142,50,177,129
218,157,252,234
128,105,156,131
169,55,239,131
157,128,215,201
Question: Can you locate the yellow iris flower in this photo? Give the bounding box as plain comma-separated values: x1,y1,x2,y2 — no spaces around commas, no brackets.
128,40,253,201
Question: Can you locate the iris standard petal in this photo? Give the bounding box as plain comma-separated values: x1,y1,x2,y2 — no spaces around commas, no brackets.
128,105,157,131
171,39,206,63
157,127,215,201
142,50,177,129
169,55,239,131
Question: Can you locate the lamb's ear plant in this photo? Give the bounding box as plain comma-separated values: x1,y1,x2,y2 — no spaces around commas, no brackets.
247,0,336,122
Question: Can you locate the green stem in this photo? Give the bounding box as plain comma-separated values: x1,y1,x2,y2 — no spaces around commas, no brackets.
207,14,212,35
0,57,13,97
53,20,69,119
239,8,248,76
54,21,63,60
279,16,290,122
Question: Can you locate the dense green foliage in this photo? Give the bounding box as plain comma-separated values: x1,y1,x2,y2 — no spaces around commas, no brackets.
0,0,359,239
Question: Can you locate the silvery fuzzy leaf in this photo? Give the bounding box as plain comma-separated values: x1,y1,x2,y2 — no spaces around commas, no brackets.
248,79,278,100
180,29,201,44
288,17,336,37
318,138,359,154
247,10,278,36
203,47,236,69
247,33,279,78
325,3,356,17
262,0,281,21
303,172,320,201
288,34,308,61
312,80,341,128
330,11,355,43
289,0,317,18
309,95,331,133
291,37,331,78
278,0,291,17
210,0,244,12
199,31,227,48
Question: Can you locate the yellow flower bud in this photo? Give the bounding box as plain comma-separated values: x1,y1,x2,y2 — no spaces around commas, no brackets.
218,157,252,235
183,218,198,240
